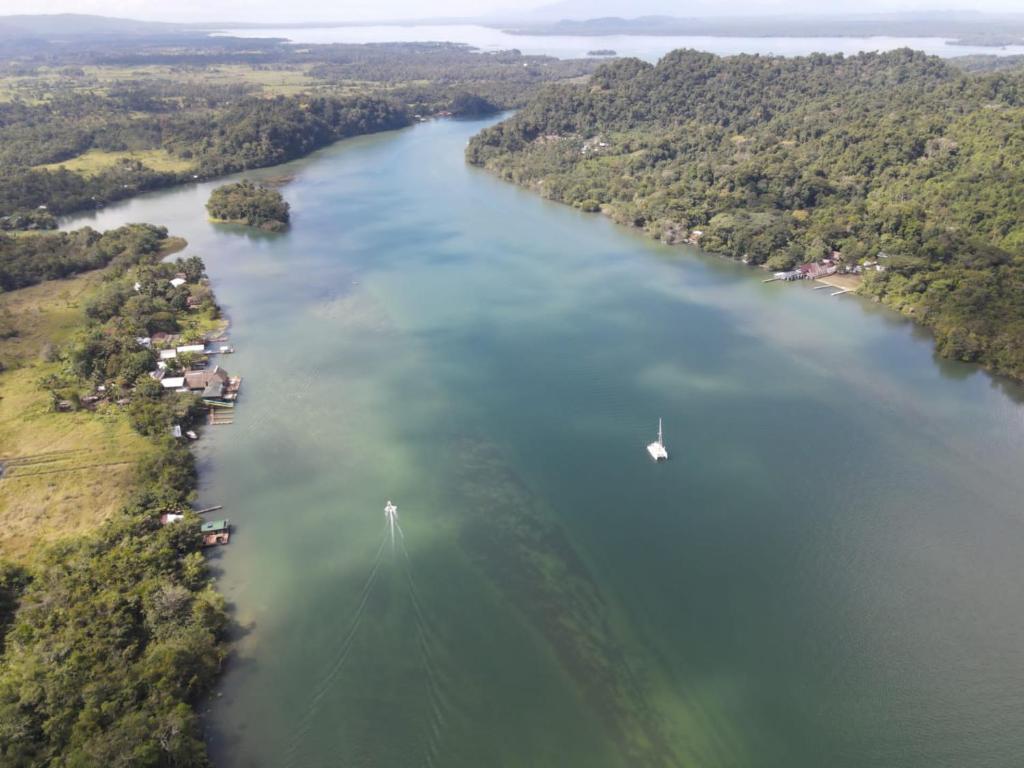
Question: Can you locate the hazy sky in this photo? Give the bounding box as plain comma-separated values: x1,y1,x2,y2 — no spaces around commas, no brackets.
8,0,1024,24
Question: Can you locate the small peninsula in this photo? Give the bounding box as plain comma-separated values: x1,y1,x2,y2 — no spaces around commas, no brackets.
207,181,290,232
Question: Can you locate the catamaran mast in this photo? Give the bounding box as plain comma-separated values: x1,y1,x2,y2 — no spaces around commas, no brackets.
658,418,663,446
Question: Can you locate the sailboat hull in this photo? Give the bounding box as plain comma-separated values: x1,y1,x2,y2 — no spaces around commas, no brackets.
647,442,669,461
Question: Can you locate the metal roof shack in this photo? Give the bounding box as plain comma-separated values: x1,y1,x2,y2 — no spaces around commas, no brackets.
201,519,230,547
203,379,226,399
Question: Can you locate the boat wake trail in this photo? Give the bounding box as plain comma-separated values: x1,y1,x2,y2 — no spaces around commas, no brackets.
282,534,388,768
400,537,450,768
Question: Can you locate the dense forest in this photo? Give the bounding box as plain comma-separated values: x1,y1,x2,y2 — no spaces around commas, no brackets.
0,38,597,220
468,49,1024,381
0,223,168,291
0,94,407,216
207,181,290,231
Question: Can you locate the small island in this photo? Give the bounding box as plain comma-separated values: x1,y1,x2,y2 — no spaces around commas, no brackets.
586,49,617,57
206,181,290,232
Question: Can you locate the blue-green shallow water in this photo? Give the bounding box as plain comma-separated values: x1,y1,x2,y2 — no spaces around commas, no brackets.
63,116,1024,767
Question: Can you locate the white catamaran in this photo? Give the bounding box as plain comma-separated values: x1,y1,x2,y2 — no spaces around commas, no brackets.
647,418,669,461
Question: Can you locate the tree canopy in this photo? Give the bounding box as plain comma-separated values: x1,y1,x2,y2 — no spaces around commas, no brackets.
207,181,290,232
468,49,1024,381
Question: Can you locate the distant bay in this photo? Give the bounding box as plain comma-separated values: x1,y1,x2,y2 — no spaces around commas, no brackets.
217,24,1024,61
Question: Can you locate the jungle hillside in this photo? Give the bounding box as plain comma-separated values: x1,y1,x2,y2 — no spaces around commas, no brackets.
467,49,1024,381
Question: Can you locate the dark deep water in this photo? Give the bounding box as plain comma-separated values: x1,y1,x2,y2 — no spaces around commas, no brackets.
66,116,1024,767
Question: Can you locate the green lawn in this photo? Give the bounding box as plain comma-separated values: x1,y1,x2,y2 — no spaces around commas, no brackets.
35,148,195,175
0,271,154,562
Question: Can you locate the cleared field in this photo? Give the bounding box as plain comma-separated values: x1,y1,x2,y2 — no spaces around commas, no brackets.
35,148,195,175
0,63,327,101
0,271,158,562
0,230,206,563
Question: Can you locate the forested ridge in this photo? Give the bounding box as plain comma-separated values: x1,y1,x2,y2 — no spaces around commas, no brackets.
467,49,1024,381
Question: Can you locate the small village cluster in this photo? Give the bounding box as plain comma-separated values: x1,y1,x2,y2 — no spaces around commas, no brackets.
147,330,240,546
771,252,889,282
147,337,241,409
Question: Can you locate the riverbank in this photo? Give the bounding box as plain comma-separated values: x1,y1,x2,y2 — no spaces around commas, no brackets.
0,234,194,558
0,228,232,764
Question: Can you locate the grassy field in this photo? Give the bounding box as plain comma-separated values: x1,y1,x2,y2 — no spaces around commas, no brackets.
0,63,331,103
0,272,154,562
35,148,195,175
0,236,215,564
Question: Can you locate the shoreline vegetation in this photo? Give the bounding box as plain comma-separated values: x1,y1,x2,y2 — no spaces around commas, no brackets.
467,49,1024,383
0,225,231,765
207,181,290,232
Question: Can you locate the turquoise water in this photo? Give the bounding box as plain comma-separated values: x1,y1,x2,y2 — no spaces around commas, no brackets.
65,116,1024,767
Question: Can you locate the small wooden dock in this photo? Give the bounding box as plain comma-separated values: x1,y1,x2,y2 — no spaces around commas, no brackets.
208,409,233,426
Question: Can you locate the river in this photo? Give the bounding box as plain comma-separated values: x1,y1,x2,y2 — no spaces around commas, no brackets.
63,116,1024,767
217,24,1024,60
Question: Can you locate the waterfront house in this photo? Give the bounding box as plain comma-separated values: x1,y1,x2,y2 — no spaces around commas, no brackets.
184,365,241,405
799,261,838,280
185,366,228,392
774,270,803,281
201,519,230,547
